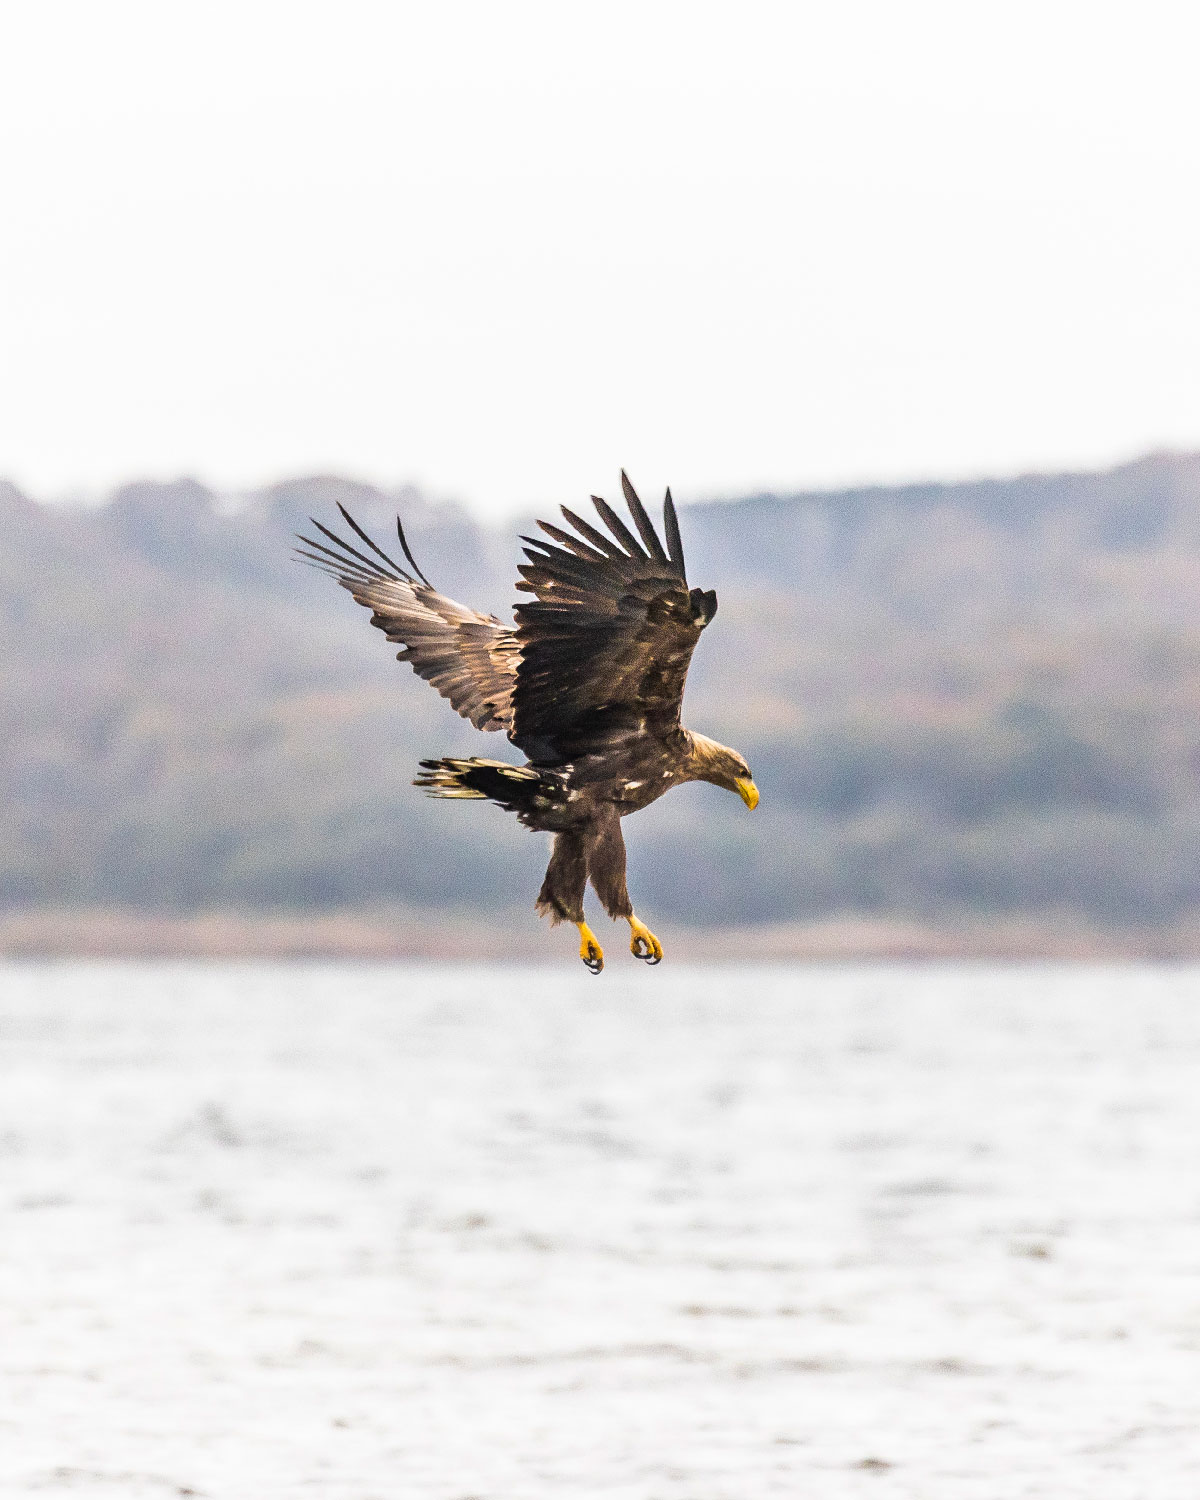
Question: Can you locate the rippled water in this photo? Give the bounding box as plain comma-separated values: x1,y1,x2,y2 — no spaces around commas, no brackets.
3,962,1200,1497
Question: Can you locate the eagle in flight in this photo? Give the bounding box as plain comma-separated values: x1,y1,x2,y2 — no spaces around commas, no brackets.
297,473,758,972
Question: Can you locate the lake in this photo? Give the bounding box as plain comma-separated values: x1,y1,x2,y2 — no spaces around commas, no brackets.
3,962,1200,1497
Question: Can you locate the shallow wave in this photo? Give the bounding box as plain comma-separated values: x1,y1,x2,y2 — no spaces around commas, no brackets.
3,961,1200,1497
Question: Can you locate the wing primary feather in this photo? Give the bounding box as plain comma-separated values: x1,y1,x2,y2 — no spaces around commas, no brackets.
307,518,393,578
620,470,669,562
395,516,434,587
663,487,686,576
295,531,389,577
519,537,596,576
335,503,410,578
536,517,607,562
519,549,601,589
591,494,647,558
294,551,348,577
559,505,626,559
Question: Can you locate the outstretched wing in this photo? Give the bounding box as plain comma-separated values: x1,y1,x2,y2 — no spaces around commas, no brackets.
297,506,520,732
511,472,717,762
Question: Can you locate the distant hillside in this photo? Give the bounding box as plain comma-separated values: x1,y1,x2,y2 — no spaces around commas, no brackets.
3,453,1200,954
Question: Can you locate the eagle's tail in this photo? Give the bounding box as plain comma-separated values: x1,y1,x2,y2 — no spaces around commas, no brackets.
414,757,569,813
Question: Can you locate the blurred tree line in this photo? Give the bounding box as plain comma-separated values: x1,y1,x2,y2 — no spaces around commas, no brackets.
3,453,1199,934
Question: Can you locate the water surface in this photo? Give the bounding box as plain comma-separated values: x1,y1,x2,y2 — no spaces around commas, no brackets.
3,962,1199,1497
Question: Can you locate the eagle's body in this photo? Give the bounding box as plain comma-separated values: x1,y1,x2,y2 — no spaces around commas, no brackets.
298,474,757,971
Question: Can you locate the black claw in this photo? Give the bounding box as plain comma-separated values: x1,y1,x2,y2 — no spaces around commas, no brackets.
631,933,662,964
582,946,603,975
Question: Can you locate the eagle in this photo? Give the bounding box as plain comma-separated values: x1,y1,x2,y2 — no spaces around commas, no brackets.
297,473,758,973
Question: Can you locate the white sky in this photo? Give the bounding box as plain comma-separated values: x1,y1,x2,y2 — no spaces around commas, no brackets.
2,0,1199,515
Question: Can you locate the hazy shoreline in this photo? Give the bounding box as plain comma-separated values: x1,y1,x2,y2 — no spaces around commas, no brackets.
3,905,1195,962
9,451,1200,952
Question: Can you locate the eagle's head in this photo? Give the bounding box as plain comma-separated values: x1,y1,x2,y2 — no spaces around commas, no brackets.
685,732,760,809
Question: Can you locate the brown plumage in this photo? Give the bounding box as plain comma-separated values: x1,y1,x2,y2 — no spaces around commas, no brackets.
296,473,758,971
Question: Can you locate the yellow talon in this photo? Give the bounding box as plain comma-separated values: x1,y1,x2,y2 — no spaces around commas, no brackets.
628,915,663,965
577,921,604,974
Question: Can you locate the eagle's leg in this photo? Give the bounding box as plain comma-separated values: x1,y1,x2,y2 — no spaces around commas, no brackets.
627,915,663,965
576,921,604,975
587,808,664,966
536,832,602,973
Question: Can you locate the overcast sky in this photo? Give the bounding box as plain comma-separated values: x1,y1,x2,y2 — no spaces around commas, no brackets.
3,1,1198,515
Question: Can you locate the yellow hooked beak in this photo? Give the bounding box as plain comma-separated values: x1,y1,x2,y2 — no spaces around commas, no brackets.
735,777,760,810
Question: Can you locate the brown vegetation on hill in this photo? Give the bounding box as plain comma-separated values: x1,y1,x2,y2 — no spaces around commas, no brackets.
3,454,1200,956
